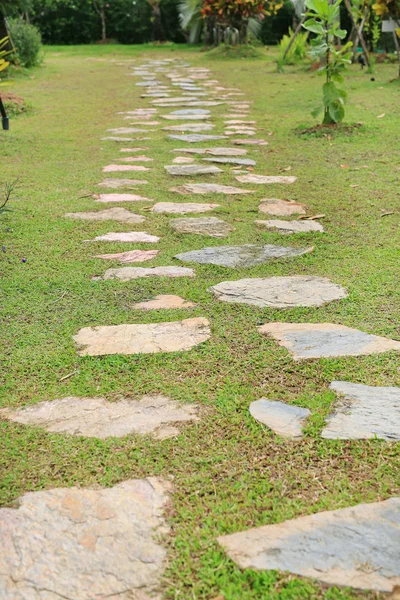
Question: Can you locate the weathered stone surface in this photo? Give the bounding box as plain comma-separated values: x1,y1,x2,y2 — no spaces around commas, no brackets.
167,134,226,143
172,156,196,164
95,266,195,281
322,381,400,441
168,109,210,115
133,295,196,310
236,174,297,184
232,138,268,145
171,183,254,195
101,136,135,142
152,202,219,214
203,157,256,166
163,123,215,132
162,114,210,121
65,208,144,224
98,178,148,188
155,102,222,108
218,498,400,592
164,164,222,176
170,217,232,238
1,395,197,439
211,276,348,308
258,199,306,216
173,147,247,156
74,317,211,356
179,242,313,266
0,477,171,599
89,232,159,243
103,165,150,172
225,120,256,125
107,127,152,134
258,323,400,360
250,399,310,438
119,147,148,152
256,219,323,233
118,156,154,162
95,250,159,264
225,129,256,136
95,193,152,202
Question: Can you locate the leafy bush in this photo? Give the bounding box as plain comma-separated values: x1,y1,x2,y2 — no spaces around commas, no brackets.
8,19,42,68
278,27,309,64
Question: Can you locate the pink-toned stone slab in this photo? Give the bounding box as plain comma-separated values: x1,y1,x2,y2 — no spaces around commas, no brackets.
95,250,159,263
98,179,148,188
133,295,196,310
256,219,322,233
119,147,148,152
94,193,152,203
74,317,211,356
173,147,248,156
102,165,150,172
117,156,154,162
172,157,196,164
224,120,256,125
170,183,254,195
258,199,306,216
95,266,195,281
236,175,297,184
89,232,159,243
101,136,135,142
152,202,219,214
124,120,160,125
232,139,268,145
107,128,153,134
65,208,144,224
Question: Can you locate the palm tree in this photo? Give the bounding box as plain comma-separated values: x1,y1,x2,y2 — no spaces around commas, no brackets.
179,0,203,43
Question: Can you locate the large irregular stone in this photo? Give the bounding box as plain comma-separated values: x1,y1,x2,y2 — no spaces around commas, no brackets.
95,193,152,202
167,134,226,143
176,244,312,267
256,219,323,233
258,323,400,360
236,174,297,184
172,156,196,164
94,266,195,281
203,157,256,166
211,276,348,308
0,478,171,599
89,232,159,243
117,156,154,162
171,183,254,195
218,498,400,592
232,138,268,145
103,165,150,172
65,208,144,224
162,115,210,121
167,109,210,116
74,317,211,356
133,295,196,310
164,164,222,176
258,199,306,216
173,147,247,156
98,178,148,188
107,127,153,134
322,381,400,441
163,123,215,132
152,202,219,214
250,399,310,438
170,217,233,238
1,395,198,439
94,250,159,264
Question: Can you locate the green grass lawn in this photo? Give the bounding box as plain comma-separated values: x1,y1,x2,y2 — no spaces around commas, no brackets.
0,44,399,599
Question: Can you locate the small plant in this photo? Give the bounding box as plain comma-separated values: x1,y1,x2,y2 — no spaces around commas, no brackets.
303,0,352,124
0,36,11,76
0,179,18,216
8,19,42,69
278,27,309,66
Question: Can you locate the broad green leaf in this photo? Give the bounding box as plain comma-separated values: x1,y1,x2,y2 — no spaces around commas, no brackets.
303,18,325,34
335,28,347,39
328,99,345,122
311,104,323,118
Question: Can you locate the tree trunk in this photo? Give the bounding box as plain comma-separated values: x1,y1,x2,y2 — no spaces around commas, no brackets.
152,6,166,42
283,14,307,60
100,7,106,41
351,6,368,62
392,30,400,78
343,0,370,67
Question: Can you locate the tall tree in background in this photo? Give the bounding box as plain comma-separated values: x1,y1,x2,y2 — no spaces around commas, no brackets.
92,0,108,40
147,0,166,40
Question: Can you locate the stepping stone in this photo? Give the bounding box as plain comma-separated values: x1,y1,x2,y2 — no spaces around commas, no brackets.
162,114,210,121
258,199,306,216
171,183,254,195
0,395,198,439
154,102,223,108
174,147,247,156
94,193,152,202
250,399,310,438
163,123,215,132
74,317,211,356
168,134,226,143
101,136,135,142
232,138,268,145
152,202,219,214
117,156,154,162
133,295,196,310
176,244,312,267
0,478,172,599
98,179,148,188
94,266,195,281
236,174,297,184
107,127,153,134
88,232,159,243
258,323,400,360
225,120,256,125
124,120,160,126
95,250,159,264
119,147,148,152
170,217,233,238
322,381,400,441
218,498,400,592
256,219,323,233
65,208,144,224
102,165,150,172
172,156,195,164
203,157,256,166
210,276,348,308
164,164,222,176
225,129,256,136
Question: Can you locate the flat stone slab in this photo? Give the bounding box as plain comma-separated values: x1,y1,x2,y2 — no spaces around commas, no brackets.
1,395,197,440
256,219,323,233
167,109,210,115
107,127,153,134
89,232,159,243
170,217,233,238
162,114,210,121
236,175,297,184
95,193,152,202
203,157,256,166
211,276,348,308
250,399,310,438
74,317,210,356
65,208,144,224
95,266,195,281
94,250,159,264
163,124,215,132
176,244,312,267
172,156,196,164
98,178,148,188
171,183,254,195
232,138,268,145
258,323,400,360
101,136,136,142
133,295,196,310
0,477,171,598
103,165,150,172
322,381,400,441
152,202,219,214
164,164,222,176
167,134,226,143
218,498,400,592
174,147,247,156
258,199,306,216
117,156,154,162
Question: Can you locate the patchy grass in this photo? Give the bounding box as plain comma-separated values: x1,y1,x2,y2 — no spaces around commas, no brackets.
0,45,399,600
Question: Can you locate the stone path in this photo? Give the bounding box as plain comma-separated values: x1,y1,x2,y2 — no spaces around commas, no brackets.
152,202,219,214
170,217,233,238
250,399,310,438
256,219,324,233
65,207,144,223
94,266,195,281
176,244,313,267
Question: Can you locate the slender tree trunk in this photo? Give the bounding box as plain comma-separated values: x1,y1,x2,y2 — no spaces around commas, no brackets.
343,0,370,67
323,32,332,124
100,7,106,40
392,30,400,78
351,6,368,61
283,14,307,60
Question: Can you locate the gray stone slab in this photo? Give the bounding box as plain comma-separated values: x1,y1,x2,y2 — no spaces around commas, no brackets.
250,399,310,438
171,183,254,195
98,178,148,188
152,202,219,214
103,165,150,173
154,102,223,108
162,115,210,121
211,276,348,308
74,317,210,356
169,109,210,115
202,157,256,166
167,134,226,143
258,323,400,360
88,232,159,243
94,266,195,281
322,381,400,441
1,395,197,440
176,244,312,267
0,478,171,599
170,217,233,238
101,136,135,142
256,219,323,233
258,199,306,216
163,123,215,132
173,147,248,156
232,138,268,145
65,208,144,224
107,128,153,134
236,175,297,184
164,164,222,176
218,498,400,592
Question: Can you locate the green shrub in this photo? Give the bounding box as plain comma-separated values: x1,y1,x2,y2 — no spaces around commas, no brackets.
8,19,42,68
278,28,309,65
